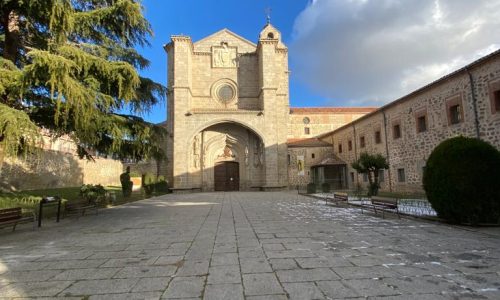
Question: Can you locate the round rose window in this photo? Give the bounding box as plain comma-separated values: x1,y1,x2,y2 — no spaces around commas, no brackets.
217,84,234,103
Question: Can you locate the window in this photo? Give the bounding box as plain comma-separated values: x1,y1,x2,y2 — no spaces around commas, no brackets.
304,127,310,135
360,136,365,148
489,80,500,114
363,173,368,182
446,96,464,125
378,169,384,182
338,143,343,153
494,90,500,113
348,140,353,151
417,115,427,133
303,117,310,124
311,153,315,159
350,172,355,183
287,154,291,165
374,131,381,144
449,104,461,124
397,168,406,182
393,124,401,139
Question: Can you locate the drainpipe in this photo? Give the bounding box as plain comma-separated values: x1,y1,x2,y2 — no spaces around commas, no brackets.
466,68,481,139
353,124,359,187
200,130,205,190
382,110,393,192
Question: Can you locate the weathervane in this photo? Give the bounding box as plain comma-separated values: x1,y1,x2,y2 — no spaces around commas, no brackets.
265,7,271,24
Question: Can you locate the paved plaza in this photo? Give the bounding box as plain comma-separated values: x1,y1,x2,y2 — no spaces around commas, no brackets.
0,192,499,299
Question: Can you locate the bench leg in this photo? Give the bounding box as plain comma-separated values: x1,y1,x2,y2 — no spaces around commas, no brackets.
12,223,17,232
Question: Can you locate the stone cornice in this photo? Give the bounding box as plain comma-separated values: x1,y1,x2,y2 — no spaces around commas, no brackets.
191,108,263,115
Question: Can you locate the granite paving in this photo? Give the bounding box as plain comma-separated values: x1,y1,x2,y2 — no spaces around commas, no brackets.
0,191,499,299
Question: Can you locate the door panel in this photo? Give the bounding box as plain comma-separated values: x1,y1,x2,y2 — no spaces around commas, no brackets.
214,162,239,191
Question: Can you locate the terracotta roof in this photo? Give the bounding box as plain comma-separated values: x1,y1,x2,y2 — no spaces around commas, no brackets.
287,138,332,148
311,155,347,167
290,107,377,114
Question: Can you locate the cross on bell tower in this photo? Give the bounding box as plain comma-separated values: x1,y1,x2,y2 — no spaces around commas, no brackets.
265,7,272,24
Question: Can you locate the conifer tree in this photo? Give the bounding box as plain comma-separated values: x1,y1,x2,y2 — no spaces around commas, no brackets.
0,0,166,162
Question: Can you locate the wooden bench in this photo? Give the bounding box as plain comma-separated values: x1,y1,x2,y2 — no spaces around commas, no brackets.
0,207,36,231
326,192,349,206
370,196,400,218
64,199,99,218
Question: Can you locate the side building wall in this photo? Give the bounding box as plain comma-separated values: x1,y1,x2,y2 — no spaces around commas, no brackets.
324,51,500,194
1,151,123,191
287,146,333,188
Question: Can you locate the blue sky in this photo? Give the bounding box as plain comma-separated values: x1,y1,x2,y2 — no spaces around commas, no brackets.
135,0,500,124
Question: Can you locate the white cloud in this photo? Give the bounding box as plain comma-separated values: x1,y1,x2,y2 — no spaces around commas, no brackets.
291,0,500,105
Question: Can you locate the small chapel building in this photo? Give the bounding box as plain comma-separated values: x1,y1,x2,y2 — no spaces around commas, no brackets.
163,24,375,191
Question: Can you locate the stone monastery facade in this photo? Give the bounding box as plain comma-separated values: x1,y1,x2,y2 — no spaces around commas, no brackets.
319,49,500,194
164,24,500,193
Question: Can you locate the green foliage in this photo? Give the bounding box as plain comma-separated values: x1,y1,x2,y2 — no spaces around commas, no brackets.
307,183,316,194
79,184,106,202
321,182,330,193
154,180,169,193
351,152,389,196
0,194,42,210
423,136,500,225
0,0,166,160
129,171,141,177
157,175,166,182
143,172,155,185
143,172,155,196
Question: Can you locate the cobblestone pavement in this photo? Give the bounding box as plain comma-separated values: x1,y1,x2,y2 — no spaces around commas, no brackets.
1,191,500,299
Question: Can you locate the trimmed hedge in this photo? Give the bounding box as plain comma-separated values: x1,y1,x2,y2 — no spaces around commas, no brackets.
423,136,500,225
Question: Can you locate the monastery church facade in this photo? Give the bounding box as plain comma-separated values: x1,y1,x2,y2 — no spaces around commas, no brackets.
165,23,500,193
164,24,373,191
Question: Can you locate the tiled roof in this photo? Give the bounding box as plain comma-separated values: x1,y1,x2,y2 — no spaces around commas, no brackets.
311,155,347,167
287,138,332,148
290,107,378,114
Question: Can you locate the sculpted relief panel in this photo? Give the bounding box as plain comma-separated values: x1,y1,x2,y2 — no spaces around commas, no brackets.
212,43,237,68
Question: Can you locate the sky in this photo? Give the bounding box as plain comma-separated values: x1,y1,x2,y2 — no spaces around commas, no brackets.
135,0,500,123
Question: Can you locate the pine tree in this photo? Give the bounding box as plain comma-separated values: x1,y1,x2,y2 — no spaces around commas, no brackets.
0,0,166,162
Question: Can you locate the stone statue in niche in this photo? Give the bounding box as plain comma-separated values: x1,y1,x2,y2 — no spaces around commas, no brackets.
218,144,235,159
193,135,200,168
259,142,265,167
244,145,249,166
213,42,237,68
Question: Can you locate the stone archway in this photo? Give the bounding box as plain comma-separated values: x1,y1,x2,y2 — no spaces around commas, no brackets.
188,122,265,191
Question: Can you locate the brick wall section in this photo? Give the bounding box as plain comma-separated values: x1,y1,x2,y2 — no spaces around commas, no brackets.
321,50,500,194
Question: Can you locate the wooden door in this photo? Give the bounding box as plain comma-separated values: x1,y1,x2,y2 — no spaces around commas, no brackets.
214,162,239,191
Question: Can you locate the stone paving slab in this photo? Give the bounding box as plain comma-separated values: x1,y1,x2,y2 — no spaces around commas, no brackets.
1,191,500,299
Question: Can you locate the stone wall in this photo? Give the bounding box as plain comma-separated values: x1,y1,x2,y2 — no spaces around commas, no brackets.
321,51,500,194
287,146,333,188
288,108,375,139
1,150,123,191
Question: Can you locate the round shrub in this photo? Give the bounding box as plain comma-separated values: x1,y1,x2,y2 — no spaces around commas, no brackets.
423,136,500,225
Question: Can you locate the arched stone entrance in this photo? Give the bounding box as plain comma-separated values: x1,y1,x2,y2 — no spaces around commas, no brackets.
188,122,265,191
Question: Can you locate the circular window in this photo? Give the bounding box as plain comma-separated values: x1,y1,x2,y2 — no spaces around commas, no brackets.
211,80,237,104
303,117,310,124
217,85,234,103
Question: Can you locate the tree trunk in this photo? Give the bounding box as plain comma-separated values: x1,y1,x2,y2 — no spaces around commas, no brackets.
0,144,5,174
2,10,21,62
